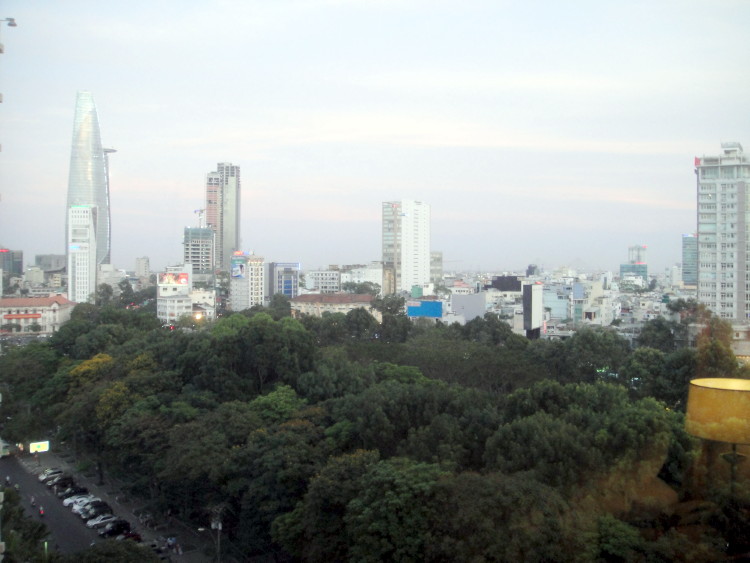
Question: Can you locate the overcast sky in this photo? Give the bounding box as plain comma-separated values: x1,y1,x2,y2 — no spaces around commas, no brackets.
0,0,748,274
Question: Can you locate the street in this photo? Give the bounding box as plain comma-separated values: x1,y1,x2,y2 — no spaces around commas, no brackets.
1,456,101,554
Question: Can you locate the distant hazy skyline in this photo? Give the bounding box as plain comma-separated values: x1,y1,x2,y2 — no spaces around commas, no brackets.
1,1,748,274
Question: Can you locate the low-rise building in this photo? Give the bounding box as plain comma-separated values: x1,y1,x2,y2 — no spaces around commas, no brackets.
306,269,341,294
290,293,381,321
0,295,75,334
156,265,193,324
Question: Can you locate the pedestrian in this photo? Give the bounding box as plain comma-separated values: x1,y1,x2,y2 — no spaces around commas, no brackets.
38,506,44,517
30,495,35,506
4,475,9,486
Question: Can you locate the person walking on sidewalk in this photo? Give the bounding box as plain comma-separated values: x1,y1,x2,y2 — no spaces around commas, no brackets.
30,495,35,507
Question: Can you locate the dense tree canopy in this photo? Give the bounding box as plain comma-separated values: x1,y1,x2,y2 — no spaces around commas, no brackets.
0,301,747,560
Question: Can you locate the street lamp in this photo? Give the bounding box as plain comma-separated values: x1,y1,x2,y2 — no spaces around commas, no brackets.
211,514,222,563
0,18,18,56
198,520,222,563
198,507,224,562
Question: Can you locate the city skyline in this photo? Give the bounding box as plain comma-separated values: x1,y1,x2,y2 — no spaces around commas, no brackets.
1,2,749,274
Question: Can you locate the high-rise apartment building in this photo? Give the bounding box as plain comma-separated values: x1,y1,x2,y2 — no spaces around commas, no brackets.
681,234,698,286
205,163,241,271
382,200,431,294
230,252,265,311
696,142,750,319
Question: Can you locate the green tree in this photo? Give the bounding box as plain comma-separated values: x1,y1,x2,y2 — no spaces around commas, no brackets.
618,346,667,395
95,283,114,307
268,293,292,320
295,348,373,402
695,338,739,379
248,385,306,425
637,317,678,352
273,449,380,562
595,514,645,562
345,458,448,562
118,279,136,307
486,381,673,491
345,307,378,340
371,294,405,315
561,327,630,383
342,281,381,296
234,410,330,555
428,472,574,562
318,312,348,346
0,487,51,562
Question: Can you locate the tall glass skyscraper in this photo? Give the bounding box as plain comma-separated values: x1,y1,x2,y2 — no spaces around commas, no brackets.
66,91,112,302
66,91,111,265
205,162,241,271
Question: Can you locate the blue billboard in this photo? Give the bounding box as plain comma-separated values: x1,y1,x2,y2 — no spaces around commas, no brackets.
407,300,443,319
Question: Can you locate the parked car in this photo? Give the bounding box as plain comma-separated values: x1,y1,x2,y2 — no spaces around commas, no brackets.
98,520,130,537
38,468,63,482
47,474,74,489
87,513,118,529
117,531,142,542
80,502,112,520
63,493,94,507
58,486,88,499
72,497,102,516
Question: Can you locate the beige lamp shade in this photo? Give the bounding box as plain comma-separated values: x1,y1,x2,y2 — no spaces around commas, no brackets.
686,378,750,445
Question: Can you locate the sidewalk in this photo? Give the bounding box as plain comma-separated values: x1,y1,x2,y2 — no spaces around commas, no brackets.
17,448,213,562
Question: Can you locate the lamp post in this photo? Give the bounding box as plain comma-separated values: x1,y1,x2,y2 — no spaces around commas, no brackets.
198,516,223,563
211,514,222,563
0,491,5,562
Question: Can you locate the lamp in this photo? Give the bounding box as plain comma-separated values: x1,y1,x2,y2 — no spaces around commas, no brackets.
686,378,750,494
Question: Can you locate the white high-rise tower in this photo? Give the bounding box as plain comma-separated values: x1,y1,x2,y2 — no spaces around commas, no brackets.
696,142,750,320
382,200,431,294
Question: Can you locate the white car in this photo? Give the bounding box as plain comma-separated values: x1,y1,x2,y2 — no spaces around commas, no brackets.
87,513,117,528
72,498,101,515
63,493,95,507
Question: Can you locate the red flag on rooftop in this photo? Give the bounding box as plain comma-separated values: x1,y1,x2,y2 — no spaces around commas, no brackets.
694,156,701,167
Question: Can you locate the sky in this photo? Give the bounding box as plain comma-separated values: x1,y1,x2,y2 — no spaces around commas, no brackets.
0,0,749,275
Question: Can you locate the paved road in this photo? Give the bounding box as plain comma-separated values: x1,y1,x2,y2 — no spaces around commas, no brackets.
0,456,99,554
